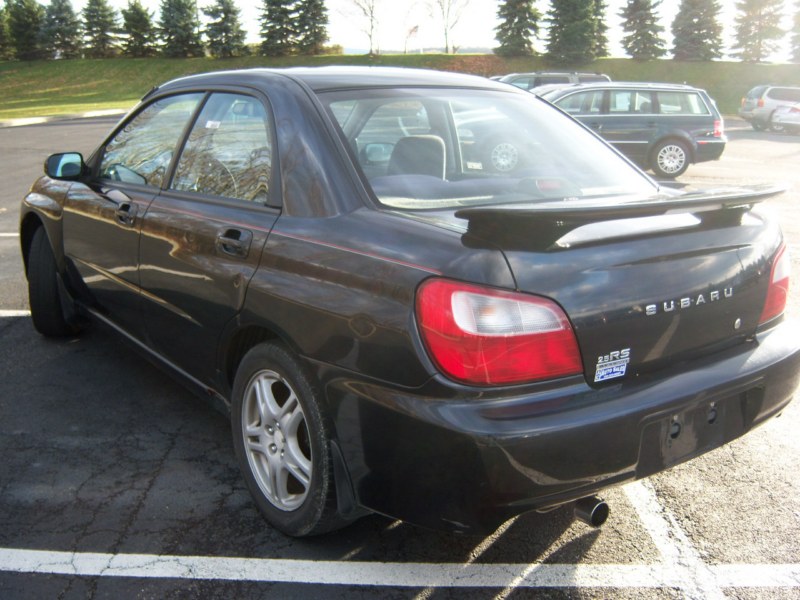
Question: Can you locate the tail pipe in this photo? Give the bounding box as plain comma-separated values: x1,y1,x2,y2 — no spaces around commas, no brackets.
574,496,609,527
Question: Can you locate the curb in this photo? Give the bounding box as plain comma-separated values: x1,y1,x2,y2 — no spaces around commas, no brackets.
0,108,128,129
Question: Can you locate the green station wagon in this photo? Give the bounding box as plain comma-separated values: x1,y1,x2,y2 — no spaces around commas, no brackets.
541,82,726,178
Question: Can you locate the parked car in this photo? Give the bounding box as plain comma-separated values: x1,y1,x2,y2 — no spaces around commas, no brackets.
21,67,800,537
769,102,800,135
739,85,800,131
497,71,611,91
540,82,726,178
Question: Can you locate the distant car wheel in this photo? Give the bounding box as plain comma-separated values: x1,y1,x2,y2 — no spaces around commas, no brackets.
485,138,520,172
751,121,765,131
651,140,689,178
27,227,80,337
768,113,785,133
231,342,344,537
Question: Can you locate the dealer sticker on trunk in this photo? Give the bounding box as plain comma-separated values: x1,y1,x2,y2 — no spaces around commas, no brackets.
594,348,630,382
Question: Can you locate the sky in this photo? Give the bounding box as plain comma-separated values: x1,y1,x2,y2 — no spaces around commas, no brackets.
72,0,797,62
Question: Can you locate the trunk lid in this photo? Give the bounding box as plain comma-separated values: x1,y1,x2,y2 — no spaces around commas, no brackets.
455,185,784,384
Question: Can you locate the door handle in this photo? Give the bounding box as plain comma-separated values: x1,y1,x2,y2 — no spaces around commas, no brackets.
115,202,138,227
216,228,253,258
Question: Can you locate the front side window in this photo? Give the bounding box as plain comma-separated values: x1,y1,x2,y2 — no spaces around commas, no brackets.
172,93,272,203
554,90,604,115
100,93,203,187
323,88,657,210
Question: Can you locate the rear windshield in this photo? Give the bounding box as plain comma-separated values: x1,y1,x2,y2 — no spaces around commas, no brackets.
320,88,656,210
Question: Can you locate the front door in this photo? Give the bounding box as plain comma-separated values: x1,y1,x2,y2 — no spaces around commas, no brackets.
62,93,204,338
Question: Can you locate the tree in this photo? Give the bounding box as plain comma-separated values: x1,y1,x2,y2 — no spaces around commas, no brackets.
671,0,723,60
792,2,800,62
0,5,15,59
40,0,82,58
349,0,381,55
159,0,203,57
83,0,117,57
495,0,539,57
619,0,666,60
203,0,246,58
295,0,328,55
546,0,597,64
259,0,295,56
732,0,785,62
593,0,609,57
429,0,470,54
121,0,157,57
8,0,46,60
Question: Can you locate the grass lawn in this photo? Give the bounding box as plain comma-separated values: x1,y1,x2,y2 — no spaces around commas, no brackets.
1,54,798,119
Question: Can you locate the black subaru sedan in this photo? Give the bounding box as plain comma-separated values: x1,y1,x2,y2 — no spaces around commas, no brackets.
20,67,800,537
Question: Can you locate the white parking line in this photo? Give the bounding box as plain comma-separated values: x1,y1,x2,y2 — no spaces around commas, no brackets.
0,310,30,317
625,480,725,599
0,233,20,237
0,547,798,590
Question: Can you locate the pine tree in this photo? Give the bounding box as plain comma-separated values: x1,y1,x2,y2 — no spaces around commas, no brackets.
619,0,666,60
83,0,117,57
295,0,328,55
792,2,800,63
260,0,295,56
8,0,46,60
0,6,14,59
121,0,157,57
671,0,723,61
495,0,540,57
733,0,785,62
593,0,609,58
159,0,204,57
203,0,246,57
40,0,82,59
546,0,597,64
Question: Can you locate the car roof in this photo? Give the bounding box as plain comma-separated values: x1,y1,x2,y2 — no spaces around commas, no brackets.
156,66,511,95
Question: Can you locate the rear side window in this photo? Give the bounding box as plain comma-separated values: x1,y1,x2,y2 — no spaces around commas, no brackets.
609,90,654,114
656,91,710,115
767,87,800,102
172,93,272,203
537,75,570,86
100,93,203,187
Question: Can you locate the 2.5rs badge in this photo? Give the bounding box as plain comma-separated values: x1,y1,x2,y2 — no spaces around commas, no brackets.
595,348,630,382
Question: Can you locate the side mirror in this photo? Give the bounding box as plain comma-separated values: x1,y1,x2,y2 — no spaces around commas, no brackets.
44,152,85,180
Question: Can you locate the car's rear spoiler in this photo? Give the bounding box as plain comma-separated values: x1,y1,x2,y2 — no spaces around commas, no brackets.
456,184,785,251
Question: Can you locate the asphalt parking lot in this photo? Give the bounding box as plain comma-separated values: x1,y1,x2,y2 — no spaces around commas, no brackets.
0,117,799,599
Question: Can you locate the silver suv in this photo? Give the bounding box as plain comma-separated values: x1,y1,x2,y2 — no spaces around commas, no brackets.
739,85,800,131
497,71,610,91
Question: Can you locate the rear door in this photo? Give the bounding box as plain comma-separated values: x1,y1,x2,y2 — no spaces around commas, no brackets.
600,89,658,164
138,91,278,384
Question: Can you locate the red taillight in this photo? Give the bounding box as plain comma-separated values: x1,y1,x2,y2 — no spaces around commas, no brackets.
416,279,583,385
760,244,790,325
757,98,765,108
790,106,800,114
713,119,723,138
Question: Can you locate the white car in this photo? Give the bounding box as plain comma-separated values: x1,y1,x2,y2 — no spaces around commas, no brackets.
771,103,800,134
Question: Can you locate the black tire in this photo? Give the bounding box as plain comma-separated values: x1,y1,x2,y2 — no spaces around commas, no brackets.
651,139,690,179
27,227,80,337
231,342,344,537
752,121,765,131
768,113,785,133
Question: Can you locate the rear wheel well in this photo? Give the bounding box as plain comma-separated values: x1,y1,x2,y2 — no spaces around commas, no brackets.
224,326,279,388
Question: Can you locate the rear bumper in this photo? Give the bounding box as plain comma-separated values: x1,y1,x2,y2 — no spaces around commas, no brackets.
695,138,726,162
325,321,800,534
